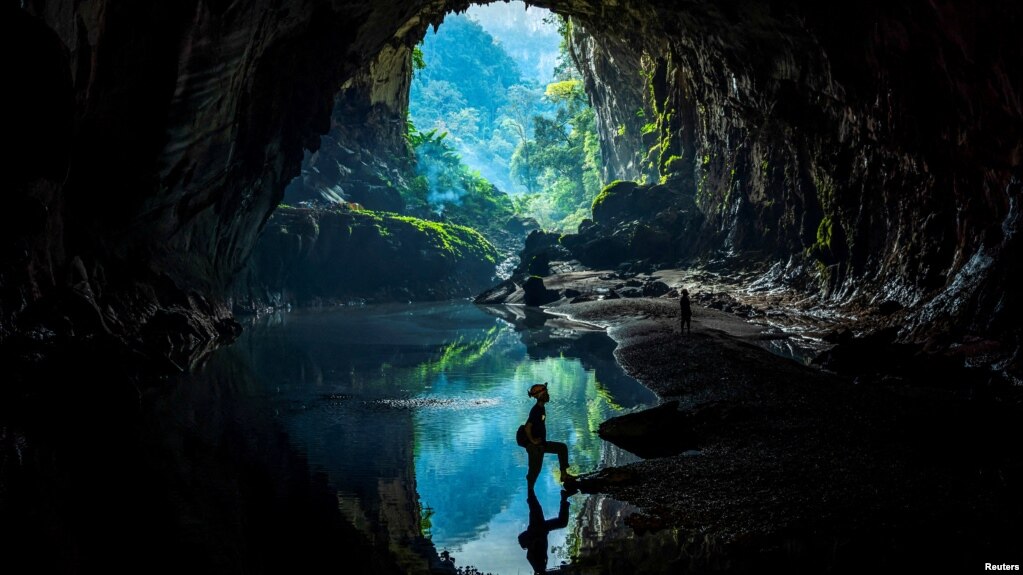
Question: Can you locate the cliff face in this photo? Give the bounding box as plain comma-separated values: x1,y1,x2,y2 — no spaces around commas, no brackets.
567,23,656,184
3,1,451,360
564,2,1022,359
4,1,1021,370
232,206,499,310
282,36,418,212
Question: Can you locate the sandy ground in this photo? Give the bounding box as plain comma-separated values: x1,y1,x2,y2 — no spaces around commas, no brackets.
502,268,1023,571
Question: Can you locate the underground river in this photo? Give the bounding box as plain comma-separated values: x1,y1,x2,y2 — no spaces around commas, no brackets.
0,301,663,573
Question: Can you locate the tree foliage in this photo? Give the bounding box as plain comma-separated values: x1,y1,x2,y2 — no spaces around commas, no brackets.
409,14,554,194
510,51,602,232
403,121,515,247
407,11,603,237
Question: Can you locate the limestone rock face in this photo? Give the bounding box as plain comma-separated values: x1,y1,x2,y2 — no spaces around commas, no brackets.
2,8,72,343
568,23,656,184
559,181,702,269
233,206,499,309
567,1,1022,364
4,0,1022,372
283,40,415,213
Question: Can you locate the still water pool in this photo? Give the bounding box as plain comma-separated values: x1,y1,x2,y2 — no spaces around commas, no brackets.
190,301,657,573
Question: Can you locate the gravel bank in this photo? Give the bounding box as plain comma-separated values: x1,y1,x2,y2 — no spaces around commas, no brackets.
520,271,1023,572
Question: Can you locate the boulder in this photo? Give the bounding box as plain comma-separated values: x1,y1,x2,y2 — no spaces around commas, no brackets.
643,281,671,296
598,401,697,458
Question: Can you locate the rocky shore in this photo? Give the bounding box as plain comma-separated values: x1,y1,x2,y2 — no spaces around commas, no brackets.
483,268,1023,572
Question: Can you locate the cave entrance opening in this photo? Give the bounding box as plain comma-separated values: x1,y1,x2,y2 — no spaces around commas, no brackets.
406,1,604,237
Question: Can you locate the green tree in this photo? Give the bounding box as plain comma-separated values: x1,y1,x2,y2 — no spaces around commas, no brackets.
404,121,515,247
510,73,603,232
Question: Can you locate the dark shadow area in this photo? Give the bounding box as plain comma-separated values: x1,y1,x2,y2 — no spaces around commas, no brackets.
0,347,404,575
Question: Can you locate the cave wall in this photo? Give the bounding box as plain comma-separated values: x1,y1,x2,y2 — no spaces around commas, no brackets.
565,1,1021,349
282,26,420,212
4,0,1021,364
2,7,73,345
567,22,656,184
4,0,460,358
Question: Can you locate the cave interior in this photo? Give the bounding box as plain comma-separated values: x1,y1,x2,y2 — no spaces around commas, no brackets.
2,0,1022,572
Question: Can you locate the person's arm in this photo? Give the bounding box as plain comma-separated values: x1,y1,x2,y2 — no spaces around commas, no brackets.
524,421,543,445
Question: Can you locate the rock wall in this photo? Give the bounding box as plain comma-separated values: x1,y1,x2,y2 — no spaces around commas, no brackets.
232,206,499,311
567,22,655,184
282,32,419,212
563,2,1022,358
3,1,457,360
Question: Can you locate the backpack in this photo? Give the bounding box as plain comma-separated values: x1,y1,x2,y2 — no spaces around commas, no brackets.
516,424,528,447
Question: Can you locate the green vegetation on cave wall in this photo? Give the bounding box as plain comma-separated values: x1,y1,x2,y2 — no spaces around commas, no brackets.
5,0,1021,366
234,206,499,309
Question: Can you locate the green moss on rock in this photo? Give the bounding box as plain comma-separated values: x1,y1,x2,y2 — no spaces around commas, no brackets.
386,213,499,264
245,206,500,304
592,180,624,212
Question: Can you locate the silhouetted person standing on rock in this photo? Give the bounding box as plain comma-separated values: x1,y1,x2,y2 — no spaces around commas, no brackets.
517,489,570,574
522,383,576,492
679,289,692,335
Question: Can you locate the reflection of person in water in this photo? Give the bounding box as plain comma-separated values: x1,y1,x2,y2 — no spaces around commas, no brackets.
524,383,576,491
517,490,570,575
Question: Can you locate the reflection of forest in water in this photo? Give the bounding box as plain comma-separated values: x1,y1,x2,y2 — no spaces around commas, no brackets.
0,302,664,573
0,301,666,573
205,301,656,573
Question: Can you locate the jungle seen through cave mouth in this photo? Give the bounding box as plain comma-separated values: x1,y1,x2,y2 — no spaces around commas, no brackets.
405,2,597,236
406,2,604,239
282,2,608,265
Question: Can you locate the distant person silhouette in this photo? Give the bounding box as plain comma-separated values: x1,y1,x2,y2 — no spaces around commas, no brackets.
522,383,576,492
679,289,692,335
517,490,570,574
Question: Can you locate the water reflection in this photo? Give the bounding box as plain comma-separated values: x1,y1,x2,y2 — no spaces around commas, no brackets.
0,301,657,574
234,301,655,573
519,491,570,574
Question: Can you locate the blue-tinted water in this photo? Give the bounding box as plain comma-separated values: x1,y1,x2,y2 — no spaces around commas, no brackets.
207,301,657,573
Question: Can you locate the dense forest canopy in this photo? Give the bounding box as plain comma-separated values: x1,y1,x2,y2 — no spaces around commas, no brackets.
408,7,604,234
409,12,546,194
464,2,561,84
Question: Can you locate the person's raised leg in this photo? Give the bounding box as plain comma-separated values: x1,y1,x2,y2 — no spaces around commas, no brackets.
544,441,574,481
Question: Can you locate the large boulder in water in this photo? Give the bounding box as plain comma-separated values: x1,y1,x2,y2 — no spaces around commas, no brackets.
598,401,696,458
